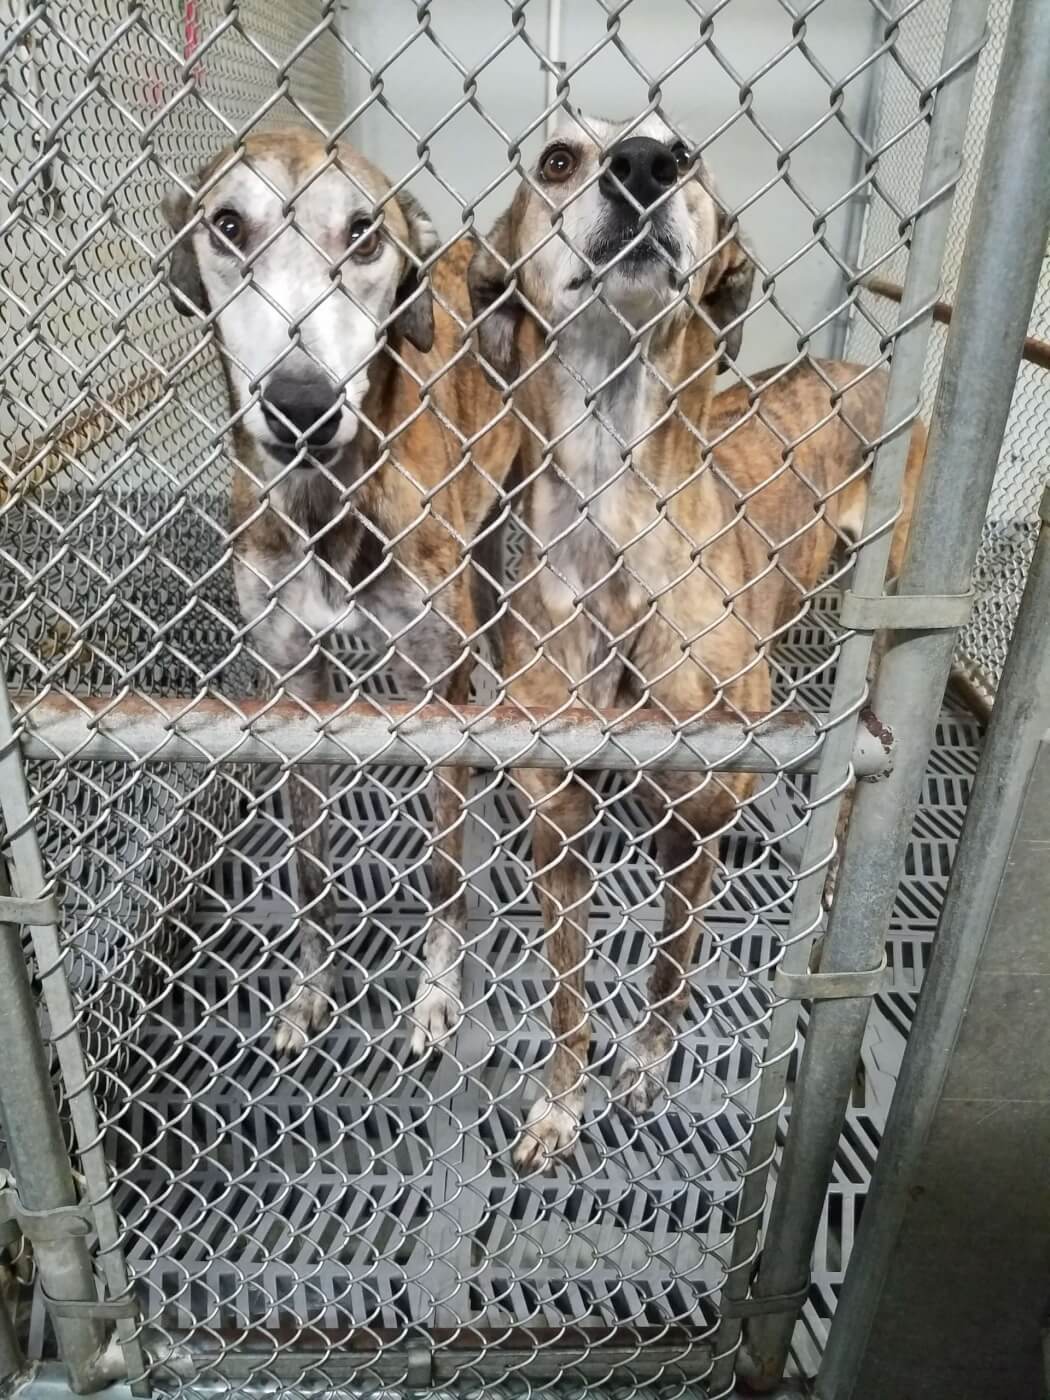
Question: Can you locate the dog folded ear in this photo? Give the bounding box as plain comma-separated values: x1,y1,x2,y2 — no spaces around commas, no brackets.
703,216,755,373
161,185,208,318
467,212,521,381
392,191,439,353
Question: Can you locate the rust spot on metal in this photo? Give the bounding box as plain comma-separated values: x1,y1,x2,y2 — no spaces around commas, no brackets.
2,371,164,499
860,704,893,756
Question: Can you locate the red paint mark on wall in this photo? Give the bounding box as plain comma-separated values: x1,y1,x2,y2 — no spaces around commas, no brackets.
184,0,205,86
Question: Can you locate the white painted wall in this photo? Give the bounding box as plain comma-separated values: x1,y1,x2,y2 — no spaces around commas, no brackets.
339,0,879,370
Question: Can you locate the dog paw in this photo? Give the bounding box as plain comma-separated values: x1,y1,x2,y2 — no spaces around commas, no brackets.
512,1093,582,1174
614,1037,670,1116
408,978,462,1058
273,984,331,1057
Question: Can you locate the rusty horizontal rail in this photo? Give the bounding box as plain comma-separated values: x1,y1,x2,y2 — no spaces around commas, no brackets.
865,276,1050,372
1,371,165,498
10,693,893,775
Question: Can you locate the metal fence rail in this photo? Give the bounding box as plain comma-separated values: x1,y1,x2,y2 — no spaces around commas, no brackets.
0,2,1036,1397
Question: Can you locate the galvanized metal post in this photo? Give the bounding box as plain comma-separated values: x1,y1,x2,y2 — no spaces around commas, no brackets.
738,0,1050,1386
815,466,1050,1398
0,676,147,1394
0,898,106,1393
711,1,993,1391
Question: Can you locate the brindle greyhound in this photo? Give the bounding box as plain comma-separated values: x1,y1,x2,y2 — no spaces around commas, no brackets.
163,128,518,1055
469,113,925,1171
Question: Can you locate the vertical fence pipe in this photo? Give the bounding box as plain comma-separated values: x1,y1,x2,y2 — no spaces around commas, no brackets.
0,902,105,1392
0,1268,23,1385
710,1,992,1391
740,0,1050,1385
815,473,1050,1398
829,4,886,359
0,675,147,1394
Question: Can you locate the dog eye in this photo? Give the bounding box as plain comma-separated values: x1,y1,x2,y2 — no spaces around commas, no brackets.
348,217,381,260
212,208,245,249
540,145,577,183
671,141,692,172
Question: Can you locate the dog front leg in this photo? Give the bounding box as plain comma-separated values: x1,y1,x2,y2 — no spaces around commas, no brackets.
236,558,340,1055
410,759,471,1056
616,772,753,1113
274,657,339,1057
512,770,596,1173
384,606,476,1056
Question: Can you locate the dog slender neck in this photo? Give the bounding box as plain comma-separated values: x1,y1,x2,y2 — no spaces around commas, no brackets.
526,298,721,495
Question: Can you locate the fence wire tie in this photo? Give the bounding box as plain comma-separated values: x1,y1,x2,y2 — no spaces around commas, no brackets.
720,1276,811,1319
0,1193,94,1246
839,588,974,631
40,1288,140,1322
0,892,59,925
1,1170,139,1321
773,954,891,1003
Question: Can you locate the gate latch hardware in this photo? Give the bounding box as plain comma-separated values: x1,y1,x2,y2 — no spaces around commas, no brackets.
773,956,891,1002
839,588,974,632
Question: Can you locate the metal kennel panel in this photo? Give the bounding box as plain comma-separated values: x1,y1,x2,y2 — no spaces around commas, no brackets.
0,1,1043,1398
0,0,351,1110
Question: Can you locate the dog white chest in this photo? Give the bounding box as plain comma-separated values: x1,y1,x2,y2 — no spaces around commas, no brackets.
236,547,442,676
535,329,659,616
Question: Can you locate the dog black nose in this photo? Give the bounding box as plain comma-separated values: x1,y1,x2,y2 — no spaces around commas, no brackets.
600,137,679,214
261,374,342,447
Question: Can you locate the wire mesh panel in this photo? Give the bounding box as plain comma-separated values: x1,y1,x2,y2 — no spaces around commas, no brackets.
0,1,1004,1395
0,0,349,1101
846,0,1050,701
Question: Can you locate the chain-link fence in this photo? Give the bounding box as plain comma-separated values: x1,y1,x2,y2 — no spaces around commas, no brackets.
0,2,1040,1396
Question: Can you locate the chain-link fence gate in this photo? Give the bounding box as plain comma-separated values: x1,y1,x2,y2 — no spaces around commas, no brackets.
0,1,1046,1397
